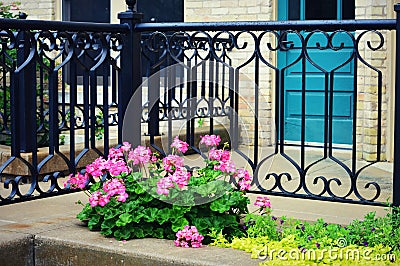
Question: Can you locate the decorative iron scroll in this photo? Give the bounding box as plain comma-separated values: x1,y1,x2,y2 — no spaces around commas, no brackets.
0,25,125,204
139,27,390,205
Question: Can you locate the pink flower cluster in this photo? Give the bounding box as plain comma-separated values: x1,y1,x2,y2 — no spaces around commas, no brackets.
128,146,152,166
162,154,184,173
89,178,128,207
206,143,253,190
174,225,204,248
64,172,88,189
171,136,189,153
235,168,253,191
254,196,272,212
214,160,237,174
85,146,130,179
157,167,191,195
200,134,221,147
209,148,230,162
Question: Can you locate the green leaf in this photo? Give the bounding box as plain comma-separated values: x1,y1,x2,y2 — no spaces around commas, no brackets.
156,208,171,224
142,208,159,222
210,197,230,213
76,204,93,220
197,182,218,197
114,227,131,240
116,212,133,227
152,227,164,238
132,227,145,238
172,217,189,232
89,182,102,193
88,214,101,230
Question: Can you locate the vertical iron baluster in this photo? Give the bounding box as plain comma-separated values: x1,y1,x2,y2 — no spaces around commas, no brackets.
209,58,214,134
393,3,400,207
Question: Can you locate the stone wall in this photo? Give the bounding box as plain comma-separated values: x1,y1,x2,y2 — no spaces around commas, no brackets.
185,0,275,147
1,0,56,20
355,0,393,161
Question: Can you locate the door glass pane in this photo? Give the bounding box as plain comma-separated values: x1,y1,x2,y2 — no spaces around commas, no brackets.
343,0,355,19
305,0,337,20
288,0,300,20
137,0,184,22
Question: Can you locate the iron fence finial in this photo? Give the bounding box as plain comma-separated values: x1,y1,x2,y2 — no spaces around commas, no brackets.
126,0,137,12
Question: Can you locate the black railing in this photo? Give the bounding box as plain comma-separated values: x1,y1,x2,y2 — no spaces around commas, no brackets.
0,0,399,207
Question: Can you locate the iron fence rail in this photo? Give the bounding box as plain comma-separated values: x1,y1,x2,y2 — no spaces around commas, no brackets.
134,19,396,31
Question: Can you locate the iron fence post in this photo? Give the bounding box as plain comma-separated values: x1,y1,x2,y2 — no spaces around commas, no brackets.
13,13,36,153
118,0,143,147
393,4,400,207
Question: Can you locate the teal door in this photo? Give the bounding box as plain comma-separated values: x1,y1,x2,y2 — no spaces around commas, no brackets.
278,0,355,145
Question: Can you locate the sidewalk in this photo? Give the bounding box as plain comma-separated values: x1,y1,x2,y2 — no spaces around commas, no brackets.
0,191,388,266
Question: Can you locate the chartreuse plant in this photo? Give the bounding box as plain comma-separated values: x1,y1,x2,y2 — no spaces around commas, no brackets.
66,135,251,245
211,199,400,264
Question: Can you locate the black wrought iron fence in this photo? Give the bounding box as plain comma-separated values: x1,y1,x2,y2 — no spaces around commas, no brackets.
0,0,400,207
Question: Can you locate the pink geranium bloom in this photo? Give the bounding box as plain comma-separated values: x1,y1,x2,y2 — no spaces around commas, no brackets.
162,154,184,172
254,196,272,212
128,146,152,165
121,142,131,152
214,160,236,174
171,167,191,188
117,192,129,202
175,225,204,248
108,147,124,161
64,172,88,190
171,136,189,153
89,191,103,207
156,176,175,195
235,168,253,191
98,195,110,207
209,148,230,162
106,159,130,176
86,157,108,178
200,135,221,147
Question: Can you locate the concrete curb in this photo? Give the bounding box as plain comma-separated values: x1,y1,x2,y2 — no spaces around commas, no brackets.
0,227,258,266
0,231,34,266
35,227,259,266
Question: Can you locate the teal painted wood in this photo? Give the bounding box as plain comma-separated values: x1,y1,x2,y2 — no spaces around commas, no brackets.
278,0,354,144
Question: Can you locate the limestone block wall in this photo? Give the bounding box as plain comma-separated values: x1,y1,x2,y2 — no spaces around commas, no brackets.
355,0,393,161
185,0,275,147
1,0,56,20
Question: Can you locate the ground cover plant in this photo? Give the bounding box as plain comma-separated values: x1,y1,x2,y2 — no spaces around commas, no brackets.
211,198,400,265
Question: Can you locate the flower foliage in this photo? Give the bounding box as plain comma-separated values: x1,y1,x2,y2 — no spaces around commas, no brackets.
67,135,251,244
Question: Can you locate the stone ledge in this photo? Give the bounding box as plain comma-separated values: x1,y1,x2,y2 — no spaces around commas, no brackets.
0,231,34,266
0,225,257,266
35,226,257,266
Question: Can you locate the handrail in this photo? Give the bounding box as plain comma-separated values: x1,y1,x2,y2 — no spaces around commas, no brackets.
135,19,396,32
